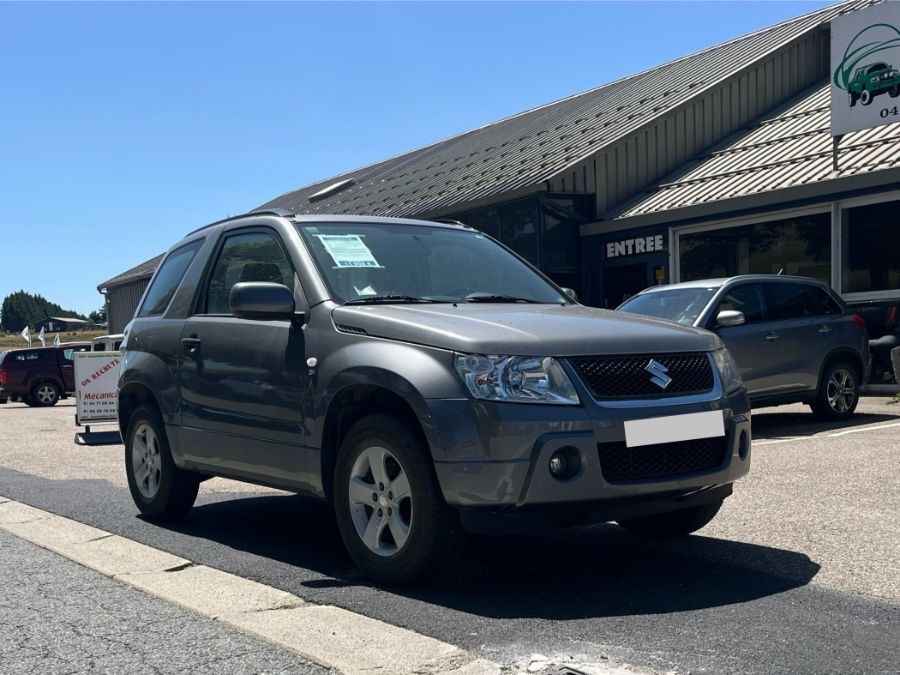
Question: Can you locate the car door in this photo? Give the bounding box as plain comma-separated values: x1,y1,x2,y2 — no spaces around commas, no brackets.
711,283,784,397
763,282,834,394
59,346,90,391
178,228,312,491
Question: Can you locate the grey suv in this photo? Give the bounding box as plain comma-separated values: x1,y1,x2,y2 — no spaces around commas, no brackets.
119,211,751,583
618,276,870,419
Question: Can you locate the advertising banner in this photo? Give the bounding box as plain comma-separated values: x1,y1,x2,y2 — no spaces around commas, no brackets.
831,2,900,135
74,352,122,423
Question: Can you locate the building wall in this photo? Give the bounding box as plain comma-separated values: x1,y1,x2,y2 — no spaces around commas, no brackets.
546,29,830,216
106,278,150,333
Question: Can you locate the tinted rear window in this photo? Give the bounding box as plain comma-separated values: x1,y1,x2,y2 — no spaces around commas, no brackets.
138,240,203,317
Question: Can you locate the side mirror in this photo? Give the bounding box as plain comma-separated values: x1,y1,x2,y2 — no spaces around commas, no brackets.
561,287,578,302
230,282,297,320
716,309,746,328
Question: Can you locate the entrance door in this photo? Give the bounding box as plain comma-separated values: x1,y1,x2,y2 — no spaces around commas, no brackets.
603,264,648,308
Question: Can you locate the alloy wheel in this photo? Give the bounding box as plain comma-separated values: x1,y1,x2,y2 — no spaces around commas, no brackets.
131,422,162,499
348,445,413,556
36,384,57,405
826,368,856,414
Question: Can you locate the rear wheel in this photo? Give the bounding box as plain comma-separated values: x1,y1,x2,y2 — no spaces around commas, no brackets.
333,414,465,584
810,361,859,420
849,91,858,107
618,500,723,537
30,381,60,407
124,406,199,520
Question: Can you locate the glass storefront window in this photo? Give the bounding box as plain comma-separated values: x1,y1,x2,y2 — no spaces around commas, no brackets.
842,200,900,294
500,200,539,265
679,213,830,283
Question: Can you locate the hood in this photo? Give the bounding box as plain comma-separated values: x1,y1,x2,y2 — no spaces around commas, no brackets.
331,303,721,356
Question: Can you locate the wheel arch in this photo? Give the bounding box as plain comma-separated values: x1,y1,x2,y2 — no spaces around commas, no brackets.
118,382,163,440
817,348,865,390
319,378,434,503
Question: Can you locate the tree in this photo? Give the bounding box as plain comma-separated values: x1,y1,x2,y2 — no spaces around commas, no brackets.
88,305,107,325
0,291,87,332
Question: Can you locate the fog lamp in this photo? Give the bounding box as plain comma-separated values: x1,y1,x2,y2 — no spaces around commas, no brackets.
549,452,568,476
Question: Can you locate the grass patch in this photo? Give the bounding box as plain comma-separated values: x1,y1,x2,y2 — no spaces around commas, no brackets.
0,331,106,350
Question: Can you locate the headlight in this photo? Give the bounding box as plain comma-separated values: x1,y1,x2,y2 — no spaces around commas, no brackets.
713,348,743,394
454,354,580,405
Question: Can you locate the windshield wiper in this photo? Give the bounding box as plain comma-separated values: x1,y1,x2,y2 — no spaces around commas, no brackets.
344,295,442,305
461,294,544,304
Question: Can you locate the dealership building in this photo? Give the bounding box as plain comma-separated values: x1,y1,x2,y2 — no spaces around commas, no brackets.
104,0,899,331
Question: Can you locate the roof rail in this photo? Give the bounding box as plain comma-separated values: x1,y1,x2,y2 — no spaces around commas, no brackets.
185,208,296,236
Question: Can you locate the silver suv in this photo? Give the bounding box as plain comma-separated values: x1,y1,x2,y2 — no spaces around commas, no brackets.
618,276,870,419
119,211,751,583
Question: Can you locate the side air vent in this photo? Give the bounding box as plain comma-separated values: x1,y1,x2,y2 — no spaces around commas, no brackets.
336,324,367,335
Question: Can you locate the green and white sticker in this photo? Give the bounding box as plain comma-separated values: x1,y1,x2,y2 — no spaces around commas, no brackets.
316,234,381,268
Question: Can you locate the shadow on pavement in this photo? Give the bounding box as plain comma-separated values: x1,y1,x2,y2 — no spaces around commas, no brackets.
751,410,896,440
168,492,820,620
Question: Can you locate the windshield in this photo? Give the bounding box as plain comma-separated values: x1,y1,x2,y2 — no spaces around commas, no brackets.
617,287,717,325
297,222,568,304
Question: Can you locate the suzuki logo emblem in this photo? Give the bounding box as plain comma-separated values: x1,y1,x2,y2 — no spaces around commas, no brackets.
645,359,672,390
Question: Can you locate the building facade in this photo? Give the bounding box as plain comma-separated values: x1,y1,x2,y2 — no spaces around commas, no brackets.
106,1,899,323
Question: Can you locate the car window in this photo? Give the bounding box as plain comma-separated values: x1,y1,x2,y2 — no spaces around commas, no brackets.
617,287,717,325
716,284,766,324
13,350,48,362
204,232,294,315
764,283,824,320
808,286,842,315
139,240,204,317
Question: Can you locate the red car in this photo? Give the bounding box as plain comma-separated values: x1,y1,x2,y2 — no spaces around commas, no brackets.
0,343,91,406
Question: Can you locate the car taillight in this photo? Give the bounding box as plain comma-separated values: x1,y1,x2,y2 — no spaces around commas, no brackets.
851,314,867,332
0,368,6,386
887,306,897,329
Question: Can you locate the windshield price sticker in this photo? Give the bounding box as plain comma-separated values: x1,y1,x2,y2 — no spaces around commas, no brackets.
317,234,381,268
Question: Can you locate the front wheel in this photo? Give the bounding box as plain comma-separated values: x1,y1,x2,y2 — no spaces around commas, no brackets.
124,406,199,520
333,414,464,584
810,361,859,420
618,500,723,537
860,88,873,106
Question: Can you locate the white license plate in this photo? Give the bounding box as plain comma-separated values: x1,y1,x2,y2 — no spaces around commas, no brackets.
624,410,725,448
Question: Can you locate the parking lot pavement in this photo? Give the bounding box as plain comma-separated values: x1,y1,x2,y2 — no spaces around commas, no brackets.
0,398,898,674
0,528,327,675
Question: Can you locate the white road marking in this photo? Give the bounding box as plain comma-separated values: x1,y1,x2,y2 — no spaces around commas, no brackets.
754,420,900,446
827,421,900,437
0,497,501,675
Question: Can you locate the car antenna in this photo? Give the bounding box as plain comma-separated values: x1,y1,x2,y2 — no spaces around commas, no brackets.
777,267,784,275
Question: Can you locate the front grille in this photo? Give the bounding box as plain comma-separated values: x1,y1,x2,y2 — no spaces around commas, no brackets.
569,352,714,399
597,436,728,483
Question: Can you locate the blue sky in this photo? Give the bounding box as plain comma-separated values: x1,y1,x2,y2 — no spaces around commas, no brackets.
0,1,832,316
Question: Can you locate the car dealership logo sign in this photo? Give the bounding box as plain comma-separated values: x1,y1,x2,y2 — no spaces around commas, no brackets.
831,2,900,135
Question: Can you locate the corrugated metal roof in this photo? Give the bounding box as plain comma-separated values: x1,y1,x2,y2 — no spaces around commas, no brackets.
608,82,900,219
258,1,871,219
98,253,164,290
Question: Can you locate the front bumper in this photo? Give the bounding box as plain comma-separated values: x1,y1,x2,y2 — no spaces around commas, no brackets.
426,383,751,531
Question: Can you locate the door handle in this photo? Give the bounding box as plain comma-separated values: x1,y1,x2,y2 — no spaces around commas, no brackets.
818,325,833,334
181,337,201,353
765,332,781,341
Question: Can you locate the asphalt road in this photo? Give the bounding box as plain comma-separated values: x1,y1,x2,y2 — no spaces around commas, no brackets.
0,529,327,675
1,398,898,674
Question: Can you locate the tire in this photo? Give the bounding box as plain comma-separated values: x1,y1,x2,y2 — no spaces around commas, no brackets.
810,360,860,421
333,414,465,584
860,89,873,106
618,500,723,537
849,91,858,107
124,405,199,521
30,381,60,407
890,85,900,98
